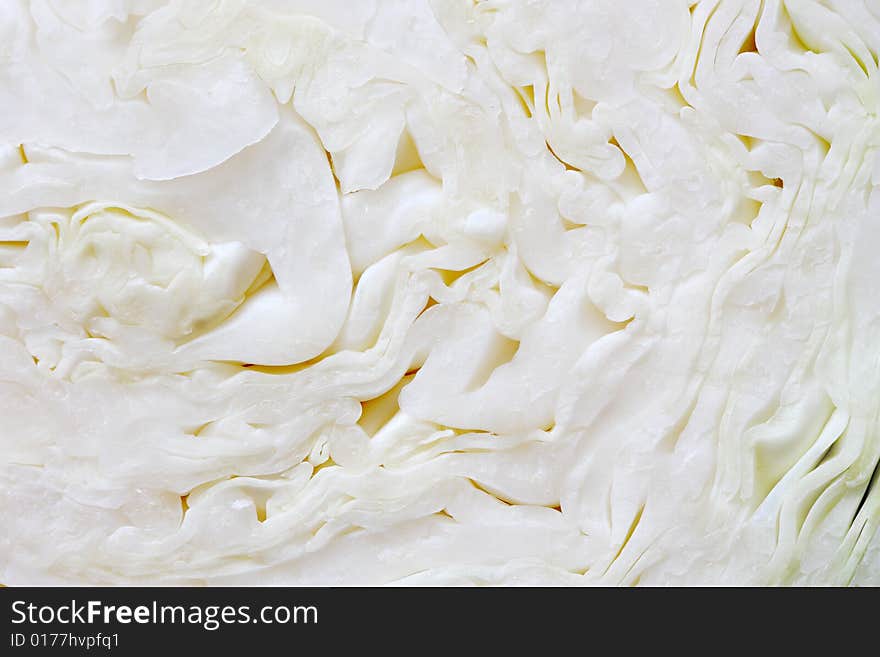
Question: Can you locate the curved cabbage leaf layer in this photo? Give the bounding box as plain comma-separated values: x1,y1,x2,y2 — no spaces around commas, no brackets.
1,0,879,586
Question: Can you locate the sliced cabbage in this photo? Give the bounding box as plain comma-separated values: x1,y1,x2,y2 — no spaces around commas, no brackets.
0,0,878,585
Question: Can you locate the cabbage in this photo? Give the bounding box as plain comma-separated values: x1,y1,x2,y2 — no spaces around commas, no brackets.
0,0,878,586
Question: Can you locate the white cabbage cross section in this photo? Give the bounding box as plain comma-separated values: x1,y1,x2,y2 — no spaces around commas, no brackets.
0,0,878,586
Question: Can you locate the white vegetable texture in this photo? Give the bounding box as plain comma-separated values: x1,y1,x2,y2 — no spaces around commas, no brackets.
1,0,878,586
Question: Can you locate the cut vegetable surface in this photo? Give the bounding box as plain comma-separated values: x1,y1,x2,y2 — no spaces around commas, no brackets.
1,0,879,586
